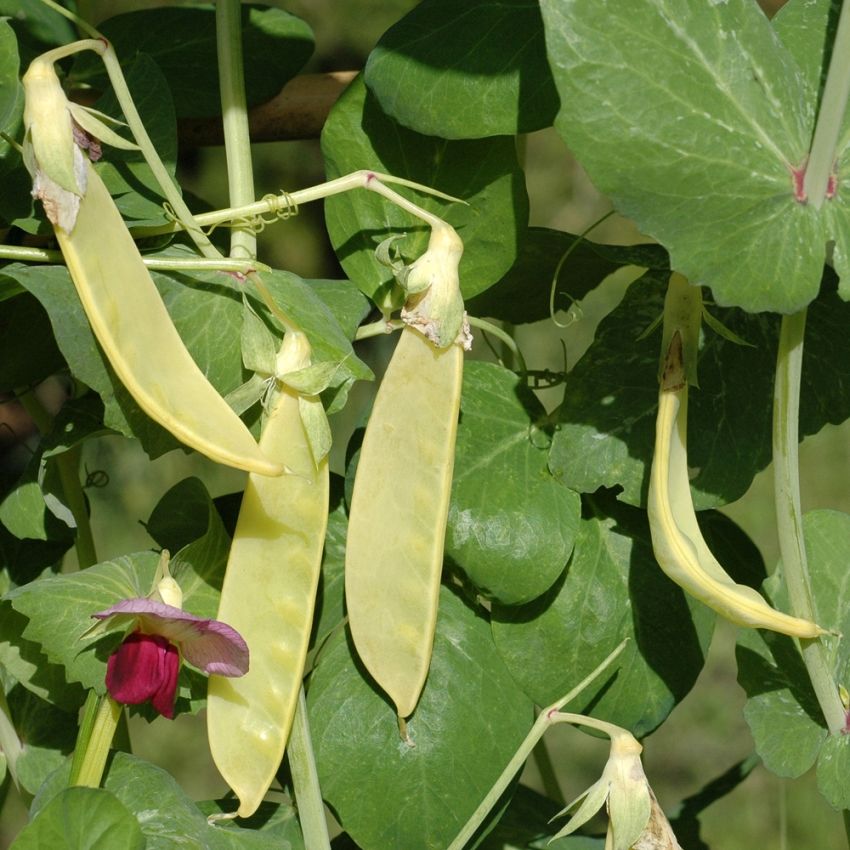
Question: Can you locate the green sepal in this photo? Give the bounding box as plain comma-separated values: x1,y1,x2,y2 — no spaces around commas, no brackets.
280,360,345,396
224,374,268,416
298,394,331,466
701,307,755,348
241,297,278,376
659,272,702,387
67,103,139,151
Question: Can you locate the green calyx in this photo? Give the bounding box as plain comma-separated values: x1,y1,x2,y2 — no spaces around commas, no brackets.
399,221,470,350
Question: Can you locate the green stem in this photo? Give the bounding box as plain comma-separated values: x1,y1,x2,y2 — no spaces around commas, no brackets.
0,689,23,792
30,33,220,259
0,244,267,274
216,0,257,261
68,690,99,785
95,44,221,259
16,388,97,569
72,695,122,787
803,0,850,207
287,689,331,850
35,0,100,39
354,318,405,341
773,311,844,733
447,639,628,850
467,316,528,374
549,210,614,329
133,171,463,240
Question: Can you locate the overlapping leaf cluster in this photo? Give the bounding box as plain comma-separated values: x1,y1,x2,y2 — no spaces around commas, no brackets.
1,1,849,848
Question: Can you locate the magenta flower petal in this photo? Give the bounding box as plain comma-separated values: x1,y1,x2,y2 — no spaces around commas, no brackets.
92,597,249,676
106,632,180,719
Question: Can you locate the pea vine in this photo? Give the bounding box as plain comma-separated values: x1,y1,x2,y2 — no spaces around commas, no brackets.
0,1,849,849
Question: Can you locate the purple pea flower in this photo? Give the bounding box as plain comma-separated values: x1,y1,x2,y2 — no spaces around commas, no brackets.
92,598,249,720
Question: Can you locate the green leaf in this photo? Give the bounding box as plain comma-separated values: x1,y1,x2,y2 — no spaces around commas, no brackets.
41,396,113,459
540,0,828,313
477,784,606,849
13,786,145,850
145,477,218,554
773,0,850,303
0,453,53,542
166,488,232,625
465,228,629,325
0,18,23,176
549,273,850,508
0,600,84,709
364,0,558,138
11,686,77,796
6,263,245,458
5,551,161,693
448,362,580,604
71,7,314,119
492,496,719,737
308,585,533,850
5,502,226,716
817,733,850,811
307,279,372,340
0,0,75,58
737,510,850,780
252,270,372,386
322,75,528,303
91,53,179,228
241,299,279,376
32,751,305,849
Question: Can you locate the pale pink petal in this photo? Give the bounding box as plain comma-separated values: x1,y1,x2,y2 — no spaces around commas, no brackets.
92,598,249,676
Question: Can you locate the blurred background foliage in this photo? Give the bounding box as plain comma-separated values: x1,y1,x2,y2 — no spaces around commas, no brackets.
2,0,848,847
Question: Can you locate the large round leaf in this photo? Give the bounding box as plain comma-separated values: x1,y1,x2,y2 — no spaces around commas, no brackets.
322,76,528,304
365,0,558,138
737,510,850,785
492,497,733,737
539,0,839,313
308,585,533,850
448,362,580,604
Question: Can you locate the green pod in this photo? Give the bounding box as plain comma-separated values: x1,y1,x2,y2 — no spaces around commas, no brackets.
345,326,464,720
207,333,329,817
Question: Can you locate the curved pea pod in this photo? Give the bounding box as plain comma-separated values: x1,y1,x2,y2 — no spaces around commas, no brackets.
52,160,283,476
345,326,464,720
207,331,329,817
647,333,824,638
23,54,280,476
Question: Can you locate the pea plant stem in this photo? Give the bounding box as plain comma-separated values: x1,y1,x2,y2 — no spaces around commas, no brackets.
802,0,850,207
216,0,257,261
16,388,98,570
772,310,844,733
133,171,462,240
0,688,23,793
287,689,331,850
72,695,122,788
0,244,266,274
447,639,628,850
467,316,527,374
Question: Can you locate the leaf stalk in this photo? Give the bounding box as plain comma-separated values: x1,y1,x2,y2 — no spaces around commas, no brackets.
772,310,844,732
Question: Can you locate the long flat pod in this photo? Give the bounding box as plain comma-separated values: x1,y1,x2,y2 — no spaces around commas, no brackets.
345,326,463,720
207,342,329,817
53,160,282,476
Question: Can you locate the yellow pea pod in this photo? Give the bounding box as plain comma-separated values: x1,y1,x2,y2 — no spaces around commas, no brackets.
54,159,282,476
647,332,824,638
345,326,463,720
208,331,329,817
